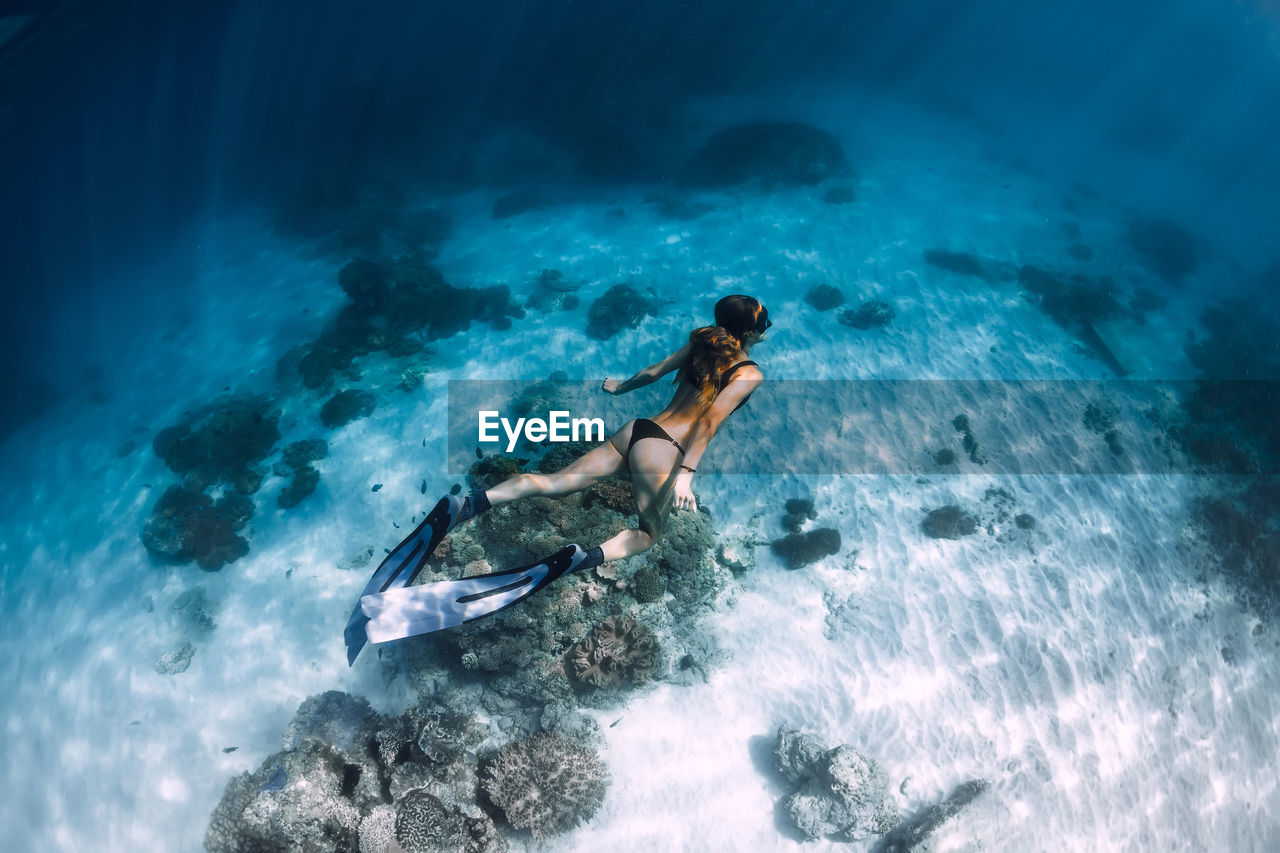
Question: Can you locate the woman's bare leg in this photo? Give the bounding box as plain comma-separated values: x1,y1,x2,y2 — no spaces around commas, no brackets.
483,437,626,505
593,433,681,561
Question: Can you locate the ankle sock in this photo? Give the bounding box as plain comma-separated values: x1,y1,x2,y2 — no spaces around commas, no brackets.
454,490,491,526
580,545,605,570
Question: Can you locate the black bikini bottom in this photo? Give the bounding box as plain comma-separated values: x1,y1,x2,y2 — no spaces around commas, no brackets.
626,418,686,457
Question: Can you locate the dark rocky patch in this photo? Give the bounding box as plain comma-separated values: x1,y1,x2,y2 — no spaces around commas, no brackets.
1193,481,1280,617
585,283,657,340
274,439,328,509
871,779,988,853
152,394,280,493
823,186,856,205
1083,402,1115,434
1014,513,1037,530
923,249,1016,284
279,465,321,508
782,498,817,533
525,269,581,313
280,438,328,470
492,188,547,219
283,254,516,390
141,485,253,570
839,301,894,330
1067,244,1094,262
1126,216,1198,283
1016,265,1122,327
951,414,986,465
321,389,376,429
934,448,957,466
921,505,978,539
805,284,845,311
772,528,841,569
677,121,850,190
645,192,714,220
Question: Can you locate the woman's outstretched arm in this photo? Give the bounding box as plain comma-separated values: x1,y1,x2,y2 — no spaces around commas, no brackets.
602,342,691,395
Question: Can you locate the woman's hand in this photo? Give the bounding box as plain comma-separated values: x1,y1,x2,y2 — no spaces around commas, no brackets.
673,470,697,512
601,377,621,395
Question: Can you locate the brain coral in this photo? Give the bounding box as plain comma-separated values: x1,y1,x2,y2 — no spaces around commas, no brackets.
569,614,661,688
481,732,610,839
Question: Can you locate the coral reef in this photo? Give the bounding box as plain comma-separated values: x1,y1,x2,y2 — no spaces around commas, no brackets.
322,389,377,429
585,284,656,340
921,505,978,539
678,121,850,189
782,498,817,533
772,725,898,842
481,732,609,839
631,564,665,603
207,692,496,853
466,454,526,492
771,528,841,569
140,485,252,570
204,738,366,852
152,393,280,492
276,438,328,509
153,642,195,675
569,615,662,688
283,254,518,390
394,790,505,853
839,301,895,330
525,269,581,313
805,284,845,311
417,488,721,710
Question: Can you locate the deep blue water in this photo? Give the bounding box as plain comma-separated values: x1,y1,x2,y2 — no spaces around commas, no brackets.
3,0,1280,443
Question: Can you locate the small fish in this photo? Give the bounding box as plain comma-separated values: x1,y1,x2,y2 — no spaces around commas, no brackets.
475,446,482,459
223,746,238,754
371,483,383,492
420,479,427,495
422,438,426,447
609,718,622,728
392,521,399,529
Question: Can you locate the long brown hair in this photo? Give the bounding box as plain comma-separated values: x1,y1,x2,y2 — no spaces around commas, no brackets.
679,295,764,405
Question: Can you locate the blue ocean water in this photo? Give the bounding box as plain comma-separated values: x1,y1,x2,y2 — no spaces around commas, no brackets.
1,2,1279,850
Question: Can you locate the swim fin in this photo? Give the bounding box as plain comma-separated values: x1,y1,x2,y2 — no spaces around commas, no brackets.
361,544,592,644
343,494,469,665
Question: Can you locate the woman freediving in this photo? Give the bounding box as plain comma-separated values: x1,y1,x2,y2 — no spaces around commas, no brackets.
345,294,769,660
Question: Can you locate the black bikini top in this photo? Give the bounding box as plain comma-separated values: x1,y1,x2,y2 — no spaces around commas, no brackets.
719,360,758,390
680,359,760,411
718,360,759,412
